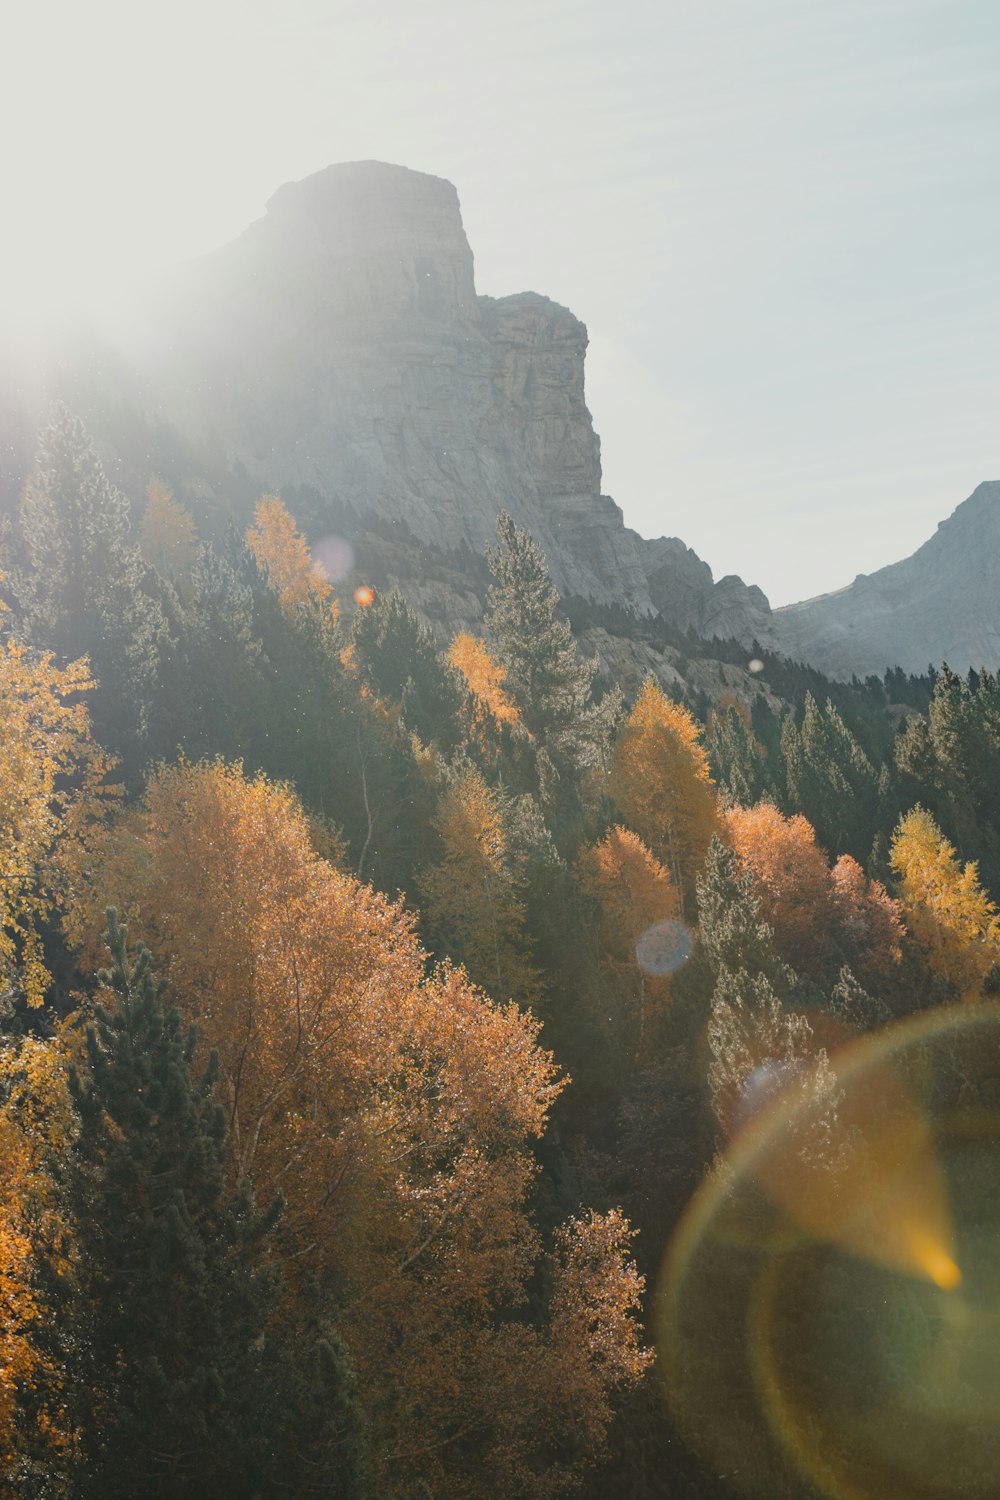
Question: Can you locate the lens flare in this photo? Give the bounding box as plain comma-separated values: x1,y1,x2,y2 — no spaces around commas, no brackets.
658,1004,1000,1500
748,658,765,674
311,535,354,583
353,585,374,607
635,919,692,976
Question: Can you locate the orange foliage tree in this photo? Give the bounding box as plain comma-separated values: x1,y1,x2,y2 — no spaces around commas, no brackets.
245,496,338,623
577,826,681,1060
139,480,199,584
890,806,1000,1000
724,803,834,975
64,759,650,1495
0,1038,76,1487
829,852,904,980
418,768,541,1006
609,677,721,909
725,802,903,984
448,630,521,755
0,607,115,1005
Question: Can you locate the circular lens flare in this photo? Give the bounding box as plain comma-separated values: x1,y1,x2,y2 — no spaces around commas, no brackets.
353,585,374,607
312,535,354,583
635,919,692,976
658,1005,1000,1500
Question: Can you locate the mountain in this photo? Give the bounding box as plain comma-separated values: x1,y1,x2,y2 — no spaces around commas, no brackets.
0,161,774,658
3,159,995,688
772,482,1000,679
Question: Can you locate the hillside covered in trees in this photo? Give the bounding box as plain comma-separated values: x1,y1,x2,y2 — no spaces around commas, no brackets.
2,408,1000,1497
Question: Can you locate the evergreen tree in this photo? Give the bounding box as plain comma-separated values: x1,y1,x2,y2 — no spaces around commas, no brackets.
68,911,287,1498
706,700,774,806
351,588,462,748
484,512,615,813
695,836,792,996
16,406,170,775
781,693,876,859
892,666,1000,896
182,540,264,760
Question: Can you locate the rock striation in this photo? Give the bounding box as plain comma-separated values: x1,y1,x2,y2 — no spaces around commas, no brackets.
772,481,1000,679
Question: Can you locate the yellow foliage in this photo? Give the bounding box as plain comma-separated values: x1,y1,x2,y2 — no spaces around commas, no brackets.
609,678,721,908
725,802,834,973
140,480,198,581
0,632,116,1005
448,632,520,726
578,826,681,1058
64,759,555,1263
64,758,649,1494
419,770,542,1006
0,1038,76,1478
245,495,339,624
726,802,904,983
890,806,1000,1000
448,631,523,761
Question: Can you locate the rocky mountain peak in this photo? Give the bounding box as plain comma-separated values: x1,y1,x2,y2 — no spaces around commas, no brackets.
120,160,776,648
773,479,1000,677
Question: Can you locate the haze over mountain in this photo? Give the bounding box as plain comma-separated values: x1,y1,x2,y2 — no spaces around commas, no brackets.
2,159,996,683
120,159,774,648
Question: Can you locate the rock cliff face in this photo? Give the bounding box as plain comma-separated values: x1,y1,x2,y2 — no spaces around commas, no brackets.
123,160,774,647
772,482,1000,678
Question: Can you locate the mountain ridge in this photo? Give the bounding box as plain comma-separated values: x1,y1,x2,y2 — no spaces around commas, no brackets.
774,480,1000,677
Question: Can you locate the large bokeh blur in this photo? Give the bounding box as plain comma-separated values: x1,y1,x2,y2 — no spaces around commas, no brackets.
658,1004,1000,1500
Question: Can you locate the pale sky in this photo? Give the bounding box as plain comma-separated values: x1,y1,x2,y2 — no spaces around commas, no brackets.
3,0,998,604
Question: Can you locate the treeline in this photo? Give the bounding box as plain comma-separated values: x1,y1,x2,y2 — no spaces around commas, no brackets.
2,407,1000,1497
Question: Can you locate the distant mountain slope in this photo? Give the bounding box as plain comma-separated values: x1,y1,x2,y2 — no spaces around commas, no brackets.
774,482,1000,678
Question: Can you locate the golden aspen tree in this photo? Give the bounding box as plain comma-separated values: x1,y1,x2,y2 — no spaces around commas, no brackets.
64,759,649,1496
139,479,198,582
245,495,338,622
448,631,521,733
577,825,681,1059
0,604,115,1005
890,806,1000,1000
418,768,541,1005
0,1038,76,1485
609,677,721,908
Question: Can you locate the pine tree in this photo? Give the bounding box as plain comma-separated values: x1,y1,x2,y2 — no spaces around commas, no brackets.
16,405,169,773
484,512,615,810
695,836,791,994
68,910,286,1498
351,588,462,748
781,693,876,859
707,967,841,1157
706,698,774,806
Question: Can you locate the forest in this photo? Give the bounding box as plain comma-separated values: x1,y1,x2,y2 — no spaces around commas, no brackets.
2,405,1000,1498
